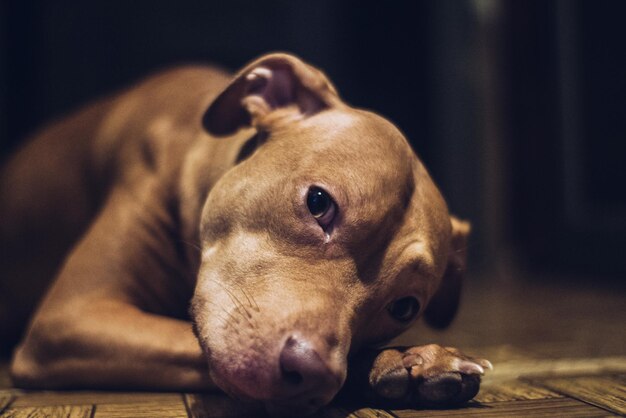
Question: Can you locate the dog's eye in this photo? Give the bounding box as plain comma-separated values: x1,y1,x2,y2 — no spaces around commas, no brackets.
306,187,336,228
387,297,421,323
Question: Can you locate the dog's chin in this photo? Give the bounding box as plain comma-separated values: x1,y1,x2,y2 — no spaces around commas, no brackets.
209,370,330,417
208,359,336,416
208,366,263,402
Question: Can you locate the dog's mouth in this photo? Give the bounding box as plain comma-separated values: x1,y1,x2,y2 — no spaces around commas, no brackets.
208,365,337,416
207,360,268,402
193,290,350,414
204,340,345,416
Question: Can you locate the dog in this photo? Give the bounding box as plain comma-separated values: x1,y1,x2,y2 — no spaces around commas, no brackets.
1,53,491,415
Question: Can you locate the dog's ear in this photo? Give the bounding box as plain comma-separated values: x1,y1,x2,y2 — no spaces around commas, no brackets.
423,216,471,329
203,53,340,136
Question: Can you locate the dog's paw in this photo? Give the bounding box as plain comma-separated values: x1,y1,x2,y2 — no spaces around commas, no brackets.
368,344,492,407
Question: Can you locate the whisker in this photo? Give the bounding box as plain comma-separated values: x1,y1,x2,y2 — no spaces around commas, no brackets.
206,278,254,324
240,286,254,309
231,284,260,327
224,286,252,318
201,299,235,328
242,285,260,312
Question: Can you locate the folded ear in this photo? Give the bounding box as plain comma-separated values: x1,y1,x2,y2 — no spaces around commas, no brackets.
203,53,340,136
423,216,471,329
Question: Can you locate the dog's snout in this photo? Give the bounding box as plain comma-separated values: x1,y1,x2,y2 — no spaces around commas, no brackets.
279,336,325,387
278,334,342,404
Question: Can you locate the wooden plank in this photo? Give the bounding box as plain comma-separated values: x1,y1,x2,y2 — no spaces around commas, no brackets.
184,394,370,418
483,356,626,384
184,393,266,418
348,409,395,418
94,398,187,418
530,374,626,416
1,405,93,418
392,398,614,417
0,394,15,414
11,391,181,407
476,380,562,403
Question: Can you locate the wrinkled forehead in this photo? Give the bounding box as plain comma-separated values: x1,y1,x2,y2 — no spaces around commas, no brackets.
266,108,417,197
321,109,451,267
263,107,451,263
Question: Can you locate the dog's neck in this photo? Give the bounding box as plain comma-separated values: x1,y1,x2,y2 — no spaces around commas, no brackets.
177,127,259,282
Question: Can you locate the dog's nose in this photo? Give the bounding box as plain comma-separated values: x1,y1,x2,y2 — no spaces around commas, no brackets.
278,334,342,404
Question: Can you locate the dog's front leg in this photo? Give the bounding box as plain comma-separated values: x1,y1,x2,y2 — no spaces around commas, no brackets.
10,187,213,391
341,344,491,408
11,301,212,391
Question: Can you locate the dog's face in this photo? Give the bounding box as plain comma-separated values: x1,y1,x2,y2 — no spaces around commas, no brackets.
190,54,469,414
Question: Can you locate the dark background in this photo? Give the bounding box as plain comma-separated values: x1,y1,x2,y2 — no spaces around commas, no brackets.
1,0,626,281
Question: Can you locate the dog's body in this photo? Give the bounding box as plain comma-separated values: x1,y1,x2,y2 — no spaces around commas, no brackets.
1,54,490,415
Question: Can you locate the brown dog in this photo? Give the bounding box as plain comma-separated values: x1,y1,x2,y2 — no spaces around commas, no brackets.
1,53,490,415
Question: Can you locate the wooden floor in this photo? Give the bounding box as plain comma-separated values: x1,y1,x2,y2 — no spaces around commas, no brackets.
1,273,625,417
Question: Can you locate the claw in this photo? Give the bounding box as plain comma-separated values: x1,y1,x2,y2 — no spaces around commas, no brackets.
455,359,485,375
480,359,494,371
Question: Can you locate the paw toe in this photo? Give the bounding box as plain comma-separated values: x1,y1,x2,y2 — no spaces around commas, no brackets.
367,346,490,407
456,373,481,403
418,372,462,403
418,372,481,405
371,367,410,399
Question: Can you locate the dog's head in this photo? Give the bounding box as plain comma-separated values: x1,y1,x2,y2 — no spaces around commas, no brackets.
190,53,470,415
